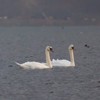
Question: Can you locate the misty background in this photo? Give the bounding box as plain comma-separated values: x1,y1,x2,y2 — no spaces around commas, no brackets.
0,0,100,26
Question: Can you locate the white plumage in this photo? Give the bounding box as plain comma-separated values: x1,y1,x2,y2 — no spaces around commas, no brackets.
15,46,53,69
52,59,71,66
15,62,49,69
52,44,75,67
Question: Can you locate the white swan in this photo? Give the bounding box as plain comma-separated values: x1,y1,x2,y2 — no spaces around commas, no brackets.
15,46,53,69
52,44,75,67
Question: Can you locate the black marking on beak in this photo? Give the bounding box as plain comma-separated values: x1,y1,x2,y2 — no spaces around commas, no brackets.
72,47,74,50
50,48,53,52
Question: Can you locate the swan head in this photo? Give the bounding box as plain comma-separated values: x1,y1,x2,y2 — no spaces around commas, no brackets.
46,46,53,52
68,44,74,50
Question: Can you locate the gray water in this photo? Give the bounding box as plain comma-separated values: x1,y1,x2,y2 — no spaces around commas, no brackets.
0,26,100,100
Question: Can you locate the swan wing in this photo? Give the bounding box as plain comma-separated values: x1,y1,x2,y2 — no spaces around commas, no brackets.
52,59,71,66
15,61,49,69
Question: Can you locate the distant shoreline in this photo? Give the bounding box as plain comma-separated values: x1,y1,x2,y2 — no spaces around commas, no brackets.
0,18,99,26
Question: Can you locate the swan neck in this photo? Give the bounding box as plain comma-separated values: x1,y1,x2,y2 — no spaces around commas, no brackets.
69,49,75,66
45,49,52,68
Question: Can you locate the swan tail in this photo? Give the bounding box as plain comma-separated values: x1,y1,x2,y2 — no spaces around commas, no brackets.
15,62,29,69
15,62,22,66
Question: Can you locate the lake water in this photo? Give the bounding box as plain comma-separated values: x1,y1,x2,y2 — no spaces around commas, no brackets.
0,26,100,100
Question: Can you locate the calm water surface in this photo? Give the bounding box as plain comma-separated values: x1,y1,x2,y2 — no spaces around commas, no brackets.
0,26,100,100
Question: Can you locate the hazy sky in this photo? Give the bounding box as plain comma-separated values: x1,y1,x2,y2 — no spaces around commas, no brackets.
0,0,100,17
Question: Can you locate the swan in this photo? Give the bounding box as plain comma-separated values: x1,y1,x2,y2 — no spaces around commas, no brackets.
15,46,53,69
52,44,75,67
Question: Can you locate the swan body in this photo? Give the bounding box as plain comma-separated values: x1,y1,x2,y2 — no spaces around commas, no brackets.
52,44,75,67
15,62,49,69
52,59,71,66
16,46,53,69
